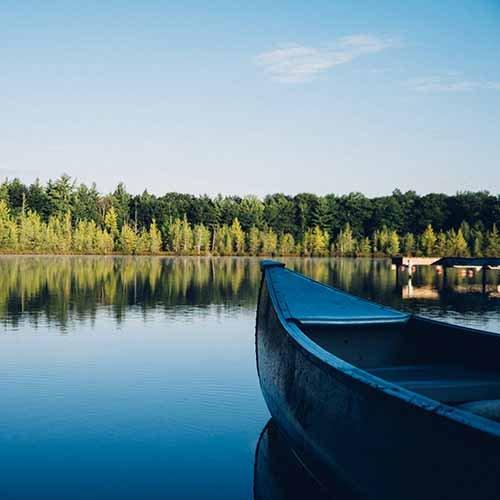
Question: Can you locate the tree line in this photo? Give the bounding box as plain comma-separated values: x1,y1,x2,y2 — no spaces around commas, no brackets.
0,175,498,256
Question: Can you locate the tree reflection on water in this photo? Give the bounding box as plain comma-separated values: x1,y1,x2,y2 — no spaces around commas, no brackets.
0,256,498,331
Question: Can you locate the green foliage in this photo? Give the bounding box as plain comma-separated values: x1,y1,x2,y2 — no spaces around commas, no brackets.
402,233,416,256
214,225,232,255
420,224,437,256
278,233,295,256
334,223,356,257
387,230,400,256
18,210,45,252
119,224,138,254
193,223,210,255
148,220,163,254
247,226,261,256
0,176,497,256
169,216,193,254
446,228,469,257
357,237,372,257
436,231,448,256
260,228,278,256
303,226,329,256
230,218,245,255
485,224,500,257
105,207,119,241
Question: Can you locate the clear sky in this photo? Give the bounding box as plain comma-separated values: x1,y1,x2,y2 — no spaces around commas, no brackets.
1,0,500,196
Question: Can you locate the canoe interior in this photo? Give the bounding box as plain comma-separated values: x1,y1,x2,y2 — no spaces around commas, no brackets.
302,317,500,407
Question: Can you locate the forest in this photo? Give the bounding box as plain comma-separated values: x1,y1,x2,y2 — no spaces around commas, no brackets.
0,175,498,257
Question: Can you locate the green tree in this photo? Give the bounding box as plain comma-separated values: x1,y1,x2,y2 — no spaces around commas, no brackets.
485,224,500,257
148,219,162,254
111,182,131,228
247,226,261,256
303,226,329,256
47,174,74,215
446,228,469,257
420,224,437,256
278,233,295,256
0,200,18,250
230,218,245,255
169,216,193,254
193,223,210,255
357,237,372,257
260,228,278,256
119,224,138,254
335,223,356,256
436,231,448,256
387,230,400,255
18,210,45,252
105,207,119,241
94,229,114,254
402,233,416,256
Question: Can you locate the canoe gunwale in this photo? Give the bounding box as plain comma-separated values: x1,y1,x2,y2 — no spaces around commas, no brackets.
261,262,500,438
296,317,408,325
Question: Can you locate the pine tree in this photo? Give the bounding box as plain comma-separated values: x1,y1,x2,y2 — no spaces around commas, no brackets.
94,229,114,254
105,207,119,242
335,223,355,256
230,218,245,255
436,231,447,256
247,227,261,256
0,200,17,251
402,233,416,256
455,229,469,257
168,218,182,253
387,231,400,255
303,226,329,256
18,210,44,252
278,233,295,256
168,216,193,254
357,237,372,257
446,228,469,257
193,223,210,255
472,234,483,257
261,228,278,256
119,224,137,254
148,219,162,254
179,215,193,254
420,224,437,256
372,226,391,255
135,230,151,254
214,224,232,255
485,224,500,257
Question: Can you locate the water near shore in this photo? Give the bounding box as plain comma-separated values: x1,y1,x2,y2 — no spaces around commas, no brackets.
0,256,499,499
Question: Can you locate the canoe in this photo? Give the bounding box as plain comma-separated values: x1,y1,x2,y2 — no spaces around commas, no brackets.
256,260,500,500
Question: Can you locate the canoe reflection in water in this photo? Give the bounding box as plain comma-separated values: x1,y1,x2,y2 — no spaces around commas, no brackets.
254,419,355,500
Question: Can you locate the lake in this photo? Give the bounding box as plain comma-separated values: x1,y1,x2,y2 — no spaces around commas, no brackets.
0,256,499,499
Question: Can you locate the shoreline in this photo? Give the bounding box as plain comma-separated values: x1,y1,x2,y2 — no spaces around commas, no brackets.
0,252,444,259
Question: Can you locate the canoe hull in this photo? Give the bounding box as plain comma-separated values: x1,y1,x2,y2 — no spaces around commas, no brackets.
256,275,500,500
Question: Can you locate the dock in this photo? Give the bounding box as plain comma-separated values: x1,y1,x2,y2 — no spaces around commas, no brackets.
391,256,440,278
431,257,500,270
393,256,500,294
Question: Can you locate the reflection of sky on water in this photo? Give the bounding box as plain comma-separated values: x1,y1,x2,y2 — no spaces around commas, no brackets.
0,256,498,498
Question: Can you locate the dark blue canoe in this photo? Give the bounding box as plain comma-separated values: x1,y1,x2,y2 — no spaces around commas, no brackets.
256,261,500,500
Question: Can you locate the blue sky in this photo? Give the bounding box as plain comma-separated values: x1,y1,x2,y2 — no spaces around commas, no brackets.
1,0,500,196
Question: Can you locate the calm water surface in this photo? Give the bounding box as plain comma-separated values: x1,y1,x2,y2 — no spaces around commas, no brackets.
0,256,499,499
